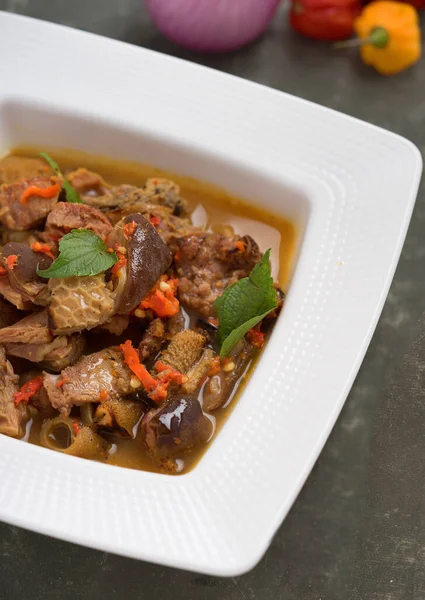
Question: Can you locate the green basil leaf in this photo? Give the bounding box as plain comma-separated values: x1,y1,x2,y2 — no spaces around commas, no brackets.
37,229,117,279
62,179,82,204
38,152,60,173
214,249,277,357
38,152,82,204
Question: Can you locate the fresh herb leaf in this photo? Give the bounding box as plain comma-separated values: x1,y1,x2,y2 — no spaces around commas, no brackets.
37,229,117,279
62,179,82,204
38,152,82,204
214,249,277,357
38,152,60,173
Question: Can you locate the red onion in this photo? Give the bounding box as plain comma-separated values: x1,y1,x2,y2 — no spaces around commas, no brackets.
145,0,282,53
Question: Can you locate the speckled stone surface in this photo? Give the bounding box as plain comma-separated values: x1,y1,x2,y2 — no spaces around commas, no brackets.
1,2,424,598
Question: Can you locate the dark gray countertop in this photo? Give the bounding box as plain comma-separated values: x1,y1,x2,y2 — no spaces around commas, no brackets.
1,2,424,598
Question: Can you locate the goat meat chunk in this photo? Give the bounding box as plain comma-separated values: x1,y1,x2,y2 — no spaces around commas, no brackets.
44,202,112,243
0,176,62,230
0,277,32,311
66,168,114,207
175,233,262,317
0,310,52,345
0,346,27,437
43,348,133,416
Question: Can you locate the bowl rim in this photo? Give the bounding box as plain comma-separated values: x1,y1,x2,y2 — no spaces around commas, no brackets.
0,10,421,576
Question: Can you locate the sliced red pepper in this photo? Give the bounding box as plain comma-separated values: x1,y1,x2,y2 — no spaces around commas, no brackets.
148,383,168,404
111,249,127,277
207,357,221,377
0,266,7,276
123,220,137,239
246,329,265,349
149,215,161,227
30,242,55,260
72,420,81,436
56,377,69,388
6,255,18,271
120,340,176,404
140,276,179,318
14,375,44,405
154,361,188,385
20,181,61,204
120,340,157,391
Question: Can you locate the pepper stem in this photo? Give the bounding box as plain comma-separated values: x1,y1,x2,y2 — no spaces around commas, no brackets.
334,27,389,49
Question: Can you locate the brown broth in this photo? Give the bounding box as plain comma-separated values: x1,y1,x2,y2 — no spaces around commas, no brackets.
12,147,298,474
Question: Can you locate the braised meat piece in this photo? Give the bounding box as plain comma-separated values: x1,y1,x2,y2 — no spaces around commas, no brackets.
6,333,85,372
101,190,192,239
94,398,143,437
142,395,212,460
0,277,32,311
66,168,114,207
39,334,85,372
2,242,52,305
142,178,188,216
0,310,52,345
175,233,262,317
138,312,188,363
0,154,278,475
0,176,62,230
158,330,205,374
0,311,85,372
107,213,172,314
48,274,115,334
183,348,215,396
98,185,148,225
139,318,166,362
0,346,27,437
150,206,199,248
44,202,112,243
43,348,133,416
66,170,187,218
0,155,52,185
96,314,130,336
0,297,21,329
40,417,109,459
166,309,186,338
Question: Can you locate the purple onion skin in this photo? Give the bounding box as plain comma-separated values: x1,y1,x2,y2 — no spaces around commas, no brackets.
145,0,282,53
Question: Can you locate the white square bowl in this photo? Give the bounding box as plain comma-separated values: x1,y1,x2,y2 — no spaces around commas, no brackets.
0,11,421,576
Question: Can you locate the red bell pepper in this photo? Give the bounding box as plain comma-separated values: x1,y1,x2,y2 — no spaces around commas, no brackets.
290,0,361,41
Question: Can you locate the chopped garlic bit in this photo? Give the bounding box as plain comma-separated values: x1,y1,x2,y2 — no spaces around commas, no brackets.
130,375,142,389
159,281,171,293
134,309,146,319
223,361,235,372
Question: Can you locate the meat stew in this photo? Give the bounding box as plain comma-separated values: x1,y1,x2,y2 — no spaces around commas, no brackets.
0,149,296,474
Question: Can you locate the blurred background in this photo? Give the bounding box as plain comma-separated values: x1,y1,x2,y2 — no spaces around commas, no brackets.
1,2,425,599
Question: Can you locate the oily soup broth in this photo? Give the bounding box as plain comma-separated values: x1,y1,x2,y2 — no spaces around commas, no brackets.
14,148,297,474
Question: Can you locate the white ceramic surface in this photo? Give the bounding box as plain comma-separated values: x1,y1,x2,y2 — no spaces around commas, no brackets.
0,11,421,576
